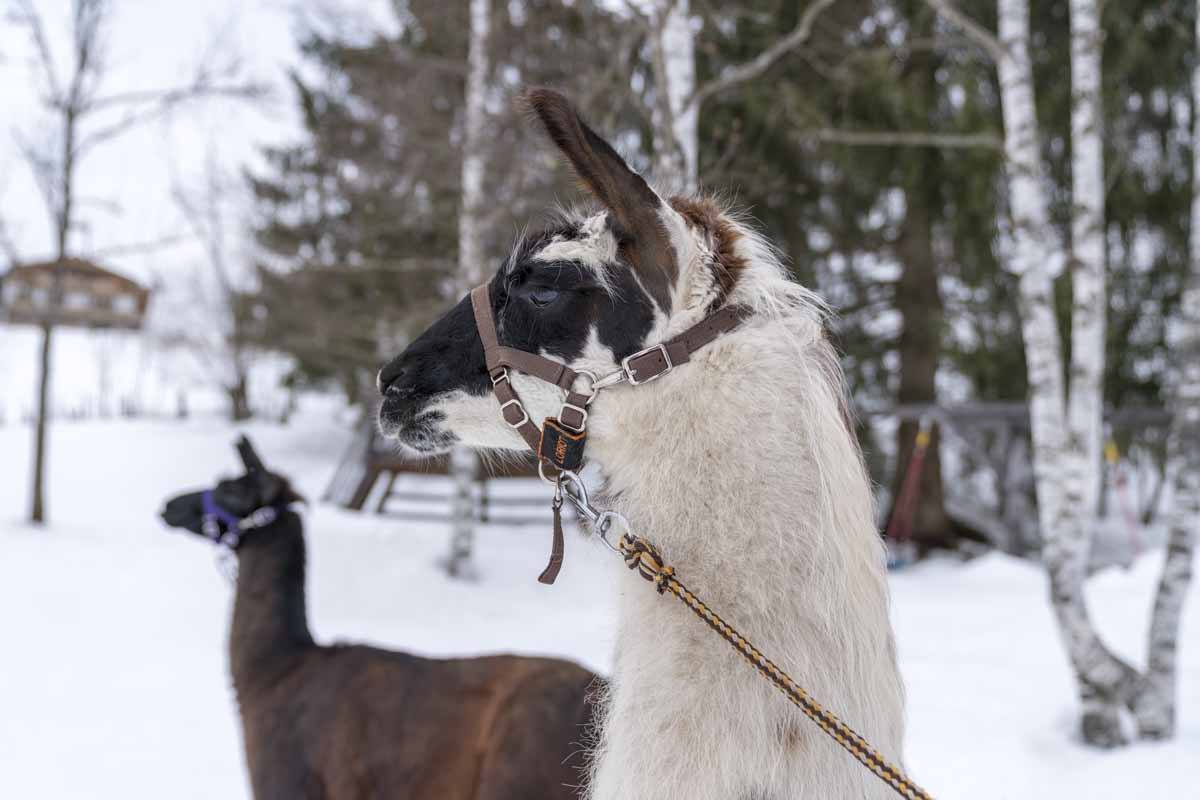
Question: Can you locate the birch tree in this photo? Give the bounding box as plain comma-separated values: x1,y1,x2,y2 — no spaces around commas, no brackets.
928,0,1196,746
444,0,491,579
648,0,697,191
637,0,835,191
1132,0,1200,739
10,0,260,524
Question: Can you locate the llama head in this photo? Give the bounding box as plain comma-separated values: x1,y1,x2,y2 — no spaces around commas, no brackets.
160,437,302,541
377,88,750,455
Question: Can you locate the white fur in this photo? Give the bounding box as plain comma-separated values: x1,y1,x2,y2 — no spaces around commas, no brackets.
439,201,906,799
532,212,621,296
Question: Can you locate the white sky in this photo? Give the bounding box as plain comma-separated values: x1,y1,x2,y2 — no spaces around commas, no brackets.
0,0,395,420
0,0,396,284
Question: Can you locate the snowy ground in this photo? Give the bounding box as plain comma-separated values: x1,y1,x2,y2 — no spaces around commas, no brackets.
1,406,1196,799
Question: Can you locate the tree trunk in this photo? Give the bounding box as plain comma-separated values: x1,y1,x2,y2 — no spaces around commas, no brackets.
1133,4,1200,736
446,0,490,578
228,375,252,422
29,322,53,524
651,0,697,192
996,0,1139,746
458,0,489,293
889,1,954,553
1067,0,1107,530
29,96,76,526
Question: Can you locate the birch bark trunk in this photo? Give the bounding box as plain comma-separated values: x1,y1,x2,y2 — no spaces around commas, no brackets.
1133,0,1200,738
458,0,490,293
1066,0,1106,522
996,0,1139,746
650,0,698,192
446,0,490,578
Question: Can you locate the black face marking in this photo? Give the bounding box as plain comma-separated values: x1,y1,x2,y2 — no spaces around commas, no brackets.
377,220,656,454
595,266,655,360
377,292,487,449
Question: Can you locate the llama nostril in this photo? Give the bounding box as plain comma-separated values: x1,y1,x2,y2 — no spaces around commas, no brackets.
377,361,407,396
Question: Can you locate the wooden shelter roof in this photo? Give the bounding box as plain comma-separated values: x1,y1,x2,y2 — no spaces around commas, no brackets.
0,257,151,330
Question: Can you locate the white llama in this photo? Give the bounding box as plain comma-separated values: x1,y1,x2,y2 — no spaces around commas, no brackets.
377,89,907,800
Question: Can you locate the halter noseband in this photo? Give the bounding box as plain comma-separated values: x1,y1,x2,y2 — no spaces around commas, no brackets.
200,490,288,550
469,283,748,476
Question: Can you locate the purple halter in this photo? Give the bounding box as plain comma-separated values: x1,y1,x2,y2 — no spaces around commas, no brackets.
201,491,283,550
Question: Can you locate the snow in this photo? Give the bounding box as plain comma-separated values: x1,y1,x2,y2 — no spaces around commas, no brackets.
1,407,1197,799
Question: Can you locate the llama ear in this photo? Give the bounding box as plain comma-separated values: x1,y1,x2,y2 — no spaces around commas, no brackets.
236,435,266,473
521,88,677,310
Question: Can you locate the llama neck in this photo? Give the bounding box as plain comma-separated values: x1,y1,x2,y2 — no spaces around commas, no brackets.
584,315,906,799
230,511,314,696
589,314,893,658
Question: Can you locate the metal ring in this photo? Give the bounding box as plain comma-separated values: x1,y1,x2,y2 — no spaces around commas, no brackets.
568,370,600,405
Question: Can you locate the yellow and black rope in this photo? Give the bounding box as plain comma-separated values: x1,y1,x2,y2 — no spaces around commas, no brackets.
618,534,935,800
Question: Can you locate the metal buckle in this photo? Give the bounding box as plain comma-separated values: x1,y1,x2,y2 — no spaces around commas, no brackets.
499,398,530,429
491,369,510,386
622,343,673,385
559,402,589,432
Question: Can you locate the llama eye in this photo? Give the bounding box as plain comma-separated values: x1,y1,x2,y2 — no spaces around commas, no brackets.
527,287,560,307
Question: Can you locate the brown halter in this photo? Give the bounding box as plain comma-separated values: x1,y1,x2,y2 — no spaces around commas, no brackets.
469,283,746,582
470,283,747,471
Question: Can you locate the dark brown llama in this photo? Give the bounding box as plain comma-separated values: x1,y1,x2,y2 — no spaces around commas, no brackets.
160,437,598,800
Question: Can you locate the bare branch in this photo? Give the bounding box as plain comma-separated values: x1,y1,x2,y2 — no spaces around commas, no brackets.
74,82,266,156
808,128,1004,150
0,216,20,263
11,0,63,102
68,0,107,105
84,82,277,111
686,0,836,113
923,0,1006,63
617,0,653,30
13,133,60,225
90,232,192,258
171,147,236,296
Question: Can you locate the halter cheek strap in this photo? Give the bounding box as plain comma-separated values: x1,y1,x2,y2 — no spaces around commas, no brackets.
471,285,594,457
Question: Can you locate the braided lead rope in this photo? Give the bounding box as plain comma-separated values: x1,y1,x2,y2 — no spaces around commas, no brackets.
617,534,935,800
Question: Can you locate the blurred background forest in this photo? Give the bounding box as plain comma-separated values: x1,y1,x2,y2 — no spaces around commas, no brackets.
199,0,1194,557
1,0,1194,554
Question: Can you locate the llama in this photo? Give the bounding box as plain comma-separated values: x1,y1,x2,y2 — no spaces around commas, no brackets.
160,437,598,800
376,89,907,800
